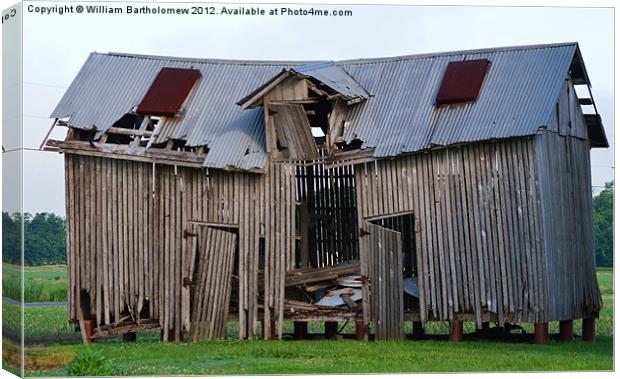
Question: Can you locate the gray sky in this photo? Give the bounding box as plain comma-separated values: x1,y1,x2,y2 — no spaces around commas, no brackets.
2,1,615,216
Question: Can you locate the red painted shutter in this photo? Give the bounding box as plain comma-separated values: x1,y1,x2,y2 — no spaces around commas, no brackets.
137,67,202,116
436,59,490,105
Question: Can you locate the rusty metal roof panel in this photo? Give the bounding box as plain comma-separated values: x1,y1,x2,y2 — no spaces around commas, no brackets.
51,42,584,169
435,59,490,105
137,67,201,116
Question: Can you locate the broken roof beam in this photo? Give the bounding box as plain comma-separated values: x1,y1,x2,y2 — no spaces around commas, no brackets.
106,126,154,137
323,148,375,169
45,139,206,168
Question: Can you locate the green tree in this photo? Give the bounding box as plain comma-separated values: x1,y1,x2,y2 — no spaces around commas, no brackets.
593,181,613,267
2,212,21,264
2,212,67,265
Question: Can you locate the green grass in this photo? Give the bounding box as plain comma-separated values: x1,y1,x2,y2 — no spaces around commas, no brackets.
2,263,67,302
2,301,78,341
2,268,614,375
2,301,21,339
22,336,614,376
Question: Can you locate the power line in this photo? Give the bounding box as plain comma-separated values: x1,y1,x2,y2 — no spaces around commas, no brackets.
2,147,45,153
23,81,68,89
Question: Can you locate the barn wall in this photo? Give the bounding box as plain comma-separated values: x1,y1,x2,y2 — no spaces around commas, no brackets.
534,131,601,322
355,138,548,324
65,154,296,340
546,78,589,140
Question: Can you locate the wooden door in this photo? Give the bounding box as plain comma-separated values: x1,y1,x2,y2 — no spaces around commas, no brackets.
189,226,237,341
360,221,404,340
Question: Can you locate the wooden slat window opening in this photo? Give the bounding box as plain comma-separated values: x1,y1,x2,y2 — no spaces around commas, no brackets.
293,150,359,269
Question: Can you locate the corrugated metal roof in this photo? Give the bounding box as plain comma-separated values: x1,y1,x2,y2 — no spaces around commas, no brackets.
51,42,593,170
340,43,578,156
292,61,369,101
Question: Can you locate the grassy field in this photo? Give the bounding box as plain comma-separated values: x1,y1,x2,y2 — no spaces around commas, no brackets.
4,335,613,376
2,264,67,302
2,268,614,375
2,302,78,342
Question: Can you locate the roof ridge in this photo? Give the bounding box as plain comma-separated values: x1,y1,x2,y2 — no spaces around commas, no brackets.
338,42,578,65
101,52,316,66
99,42,578,67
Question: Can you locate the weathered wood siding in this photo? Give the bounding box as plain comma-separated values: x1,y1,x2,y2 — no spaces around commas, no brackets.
548,79,589,140
65,154,297,340
355,139,548,324
535,131,601,321
263,162,297,339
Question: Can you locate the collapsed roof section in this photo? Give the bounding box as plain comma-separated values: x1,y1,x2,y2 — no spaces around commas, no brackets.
48,42,608,172
237,61,370,109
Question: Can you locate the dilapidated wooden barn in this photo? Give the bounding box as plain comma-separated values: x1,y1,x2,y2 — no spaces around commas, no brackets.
44,42,607,343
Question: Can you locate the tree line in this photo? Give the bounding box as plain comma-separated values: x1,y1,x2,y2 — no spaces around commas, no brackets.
1,184,614,266
593,181,613,267
2,212,67,266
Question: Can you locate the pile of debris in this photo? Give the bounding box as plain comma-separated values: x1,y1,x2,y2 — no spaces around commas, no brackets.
282,260,422,318
283,261,362,316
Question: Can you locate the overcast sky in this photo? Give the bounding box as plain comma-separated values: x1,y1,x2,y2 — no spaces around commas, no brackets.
1,0,615,216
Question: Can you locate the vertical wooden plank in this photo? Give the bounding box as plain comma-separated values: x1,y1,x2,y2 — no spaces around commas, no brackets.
101,159,110,325
64,156,74,321
94,158,102,325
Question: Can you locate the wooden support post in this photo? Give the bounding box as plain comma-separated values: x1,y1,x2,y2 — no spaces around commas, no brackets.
39,118,58,150
355,320,368,341
533,323,549,344
448,320,463,342
261,320,276,340
582,317,596,342
412,322,424,339
325,321,338,339
559,320,574,342
161,328,182,342
82,319,95,344
122,331,137,342
294,322,308,340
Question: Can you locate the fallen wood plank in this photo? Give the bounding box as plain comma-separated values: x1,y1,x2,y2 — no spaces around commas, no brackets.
285,261,360,287
93,320,160,337
283,299,318,312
